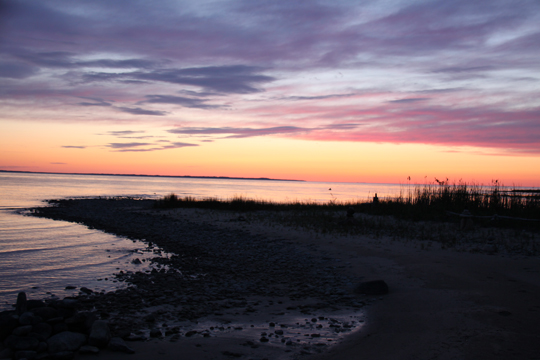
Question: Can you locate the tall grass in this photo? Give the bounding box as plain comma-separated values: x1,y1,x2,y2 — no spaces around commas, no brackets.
154,180,540,227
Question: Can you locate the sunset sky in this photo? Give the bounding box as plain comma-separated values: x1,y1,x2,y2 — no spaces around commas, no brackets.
1,0,539,185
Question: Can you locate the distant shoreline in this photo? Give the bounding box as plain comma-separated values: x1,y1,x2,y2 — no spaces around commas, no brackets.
0,169,304,182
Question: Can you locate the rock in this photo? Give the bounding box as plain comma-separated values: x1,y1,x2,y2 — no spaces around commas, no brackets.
26,300,46,310
14,350,37,360
354,280,389,295
0,347,13,359
13,325,33,336
57,299,78,309
79,345,100,354
31,307,59,321
47,331,86,353
149,329,162,338
36,341,48,353
125,334,146,341
31,322,52,341
65,286,76,290
19,312,42,326
16,292,27,315
0,311,19,340
13,336,40,350
131,258,142,265
79,287,93,295
49,350,75,360
88,320,111,348
108,337,135,354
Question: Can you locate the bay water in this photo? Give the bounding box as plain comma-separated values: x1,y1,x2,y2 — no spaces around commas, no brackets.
0,171,402,310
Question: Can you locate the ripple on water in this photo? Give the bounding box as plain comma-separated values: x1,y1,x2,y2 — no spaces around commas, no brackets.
0,210,170,310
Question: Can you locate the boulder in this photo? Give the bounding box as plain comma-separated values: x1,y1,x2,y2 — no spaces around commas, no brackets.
31,322,52,341
108,337,135,354
13,336,40,351
79,345,100,354
12,325,33,336
16,292,27,315
47,331,86,353
88,320,111,348
31,306,59,321
14,350,37,360
354,280,389,295
19,312,42,326
0,311,18,340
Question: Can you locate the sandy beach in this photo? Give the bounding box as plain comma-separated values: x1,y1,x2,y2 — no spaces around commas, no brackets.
3,198,539,360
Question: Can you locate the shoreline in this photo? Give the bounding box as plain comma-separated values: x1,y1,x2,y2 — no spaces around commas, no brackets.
2,198,539,359
7,198,371,359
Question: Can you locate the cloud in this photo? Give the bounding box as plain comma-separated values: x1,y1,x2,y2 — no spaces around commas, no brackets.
77,97,112,107
14,51,156,70
168,123,361,139
105,141,198,152
142,95,223,109
0,61,37,79
388,98,429,103
106,130,146,136
168,126,311,139
282,93,356,101
50,162,67,165
116,107,167,116
81,65,275,94
61,145,86,149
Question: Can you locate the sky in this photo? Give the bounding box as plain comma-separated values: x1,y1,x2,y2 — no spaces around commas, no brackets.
1,0,540,185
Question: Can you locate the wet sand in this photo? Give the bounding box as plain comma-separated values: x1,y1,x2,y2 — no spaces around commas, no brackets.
27,199,540,359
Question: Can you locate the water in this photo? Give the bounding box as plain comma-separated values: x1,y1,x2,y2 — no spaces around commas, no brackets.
0,171,401,310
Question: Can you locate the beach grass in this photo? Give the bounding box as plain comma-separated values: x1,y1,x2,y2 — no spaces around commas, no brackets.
154,182,540,255
155,180,540,224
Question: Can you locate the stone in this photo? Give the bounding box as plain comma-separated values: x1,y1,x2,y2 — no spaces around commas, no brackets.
26,300,46,310
88,320,111,348
13,325,33,336
31,307,59,321
79,345,100,354
0,347,13,359
0,311,19,340
31,322,52,341
16,292,27,315
36,341,48,353
149,329,162,338
79,287,93,295
52,322,69,334
19,312,42,326
13,336,40,350
108,337,135,354
14,350,37,360
354,280,389,295
47,331,86,353
49,350,75,360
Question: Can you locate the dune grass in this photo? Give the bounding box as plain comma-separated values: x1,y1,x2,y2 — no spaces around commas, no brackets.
155,180,540,223
153,182,540,255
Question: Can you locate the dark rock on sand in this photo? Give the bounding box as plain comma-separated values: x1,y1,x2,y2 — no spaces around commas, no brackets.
19,312,42,326
108,337,135,354
47,331,86,353
88,320,111,348
12,335,40,350
354,280,389,295
79,345,100,354
16,292,27,315
14,350,37,360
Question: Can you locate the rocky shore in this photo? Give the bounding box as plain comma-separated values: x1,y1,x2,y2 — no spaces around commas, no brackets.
0,198,374,359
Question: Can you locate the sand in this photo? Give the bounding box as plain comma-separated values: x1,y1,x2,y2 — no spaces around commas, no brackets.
83,206,540,360
25,201,540,360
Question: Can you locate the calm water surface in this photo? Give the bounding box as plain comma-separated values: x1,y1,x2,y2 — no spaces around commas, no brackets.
0,171,402,310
